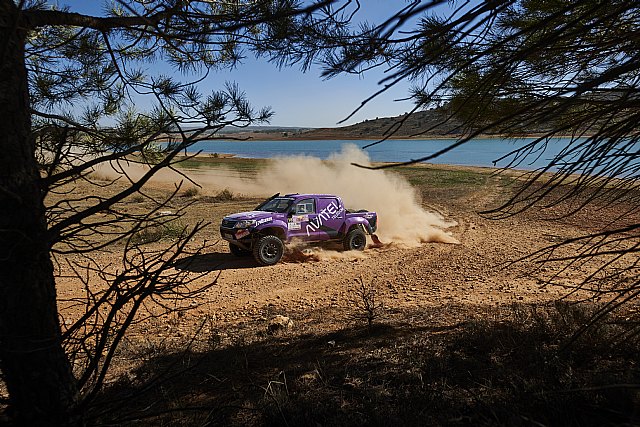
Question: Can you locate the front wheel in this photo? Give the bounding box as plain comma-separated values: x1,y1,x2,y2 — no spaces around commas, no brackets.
343,228,367,251
253,235,285,266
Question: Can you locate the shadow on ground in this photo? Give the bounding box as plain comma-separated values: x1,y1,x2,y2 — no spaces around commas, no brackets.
90,303,640,426
174,252,258,271
174,241,351,272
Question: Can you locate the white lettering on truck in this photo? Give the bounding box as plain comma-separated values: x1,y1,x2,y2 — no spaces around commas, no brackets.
305,200,342,236
256,217,273,226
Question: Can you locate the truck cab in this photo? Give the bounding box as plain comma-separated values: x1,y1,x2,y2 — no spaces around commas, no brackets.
220,193,377,265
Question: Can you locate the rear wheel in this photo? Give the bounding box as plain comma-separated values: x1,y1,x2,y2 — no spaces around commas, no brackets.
343,228,366,251
229,242,251,257
253,235,284,266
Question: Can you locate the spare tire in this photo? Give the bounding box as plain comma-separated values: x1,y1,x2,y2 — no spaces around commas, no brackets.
253,235,285,266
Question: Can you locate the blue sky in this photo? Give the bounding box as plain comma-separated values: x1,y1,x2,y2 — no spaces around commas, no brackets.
53,1,437,128
213,55,415,128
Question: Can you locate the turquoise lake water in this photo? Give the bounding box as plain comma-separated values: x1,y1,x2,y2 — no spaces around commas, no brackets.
187,138,575,169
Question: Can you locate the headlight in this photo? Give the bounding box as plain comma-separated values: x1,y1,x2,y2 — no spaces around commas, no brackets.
234,219,256,229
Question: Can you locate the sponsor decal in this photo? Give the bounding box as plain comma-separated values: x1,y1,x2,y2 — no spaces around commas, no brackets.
256,217,273,226
287,222,301,230
292,214,309,223
235,229,250,239
306,200,343,236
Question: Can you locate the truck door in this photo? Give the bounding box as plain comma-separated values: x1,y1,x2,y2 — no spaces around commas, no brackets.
319,197,344,237
287,198,316,240
307,197,343,239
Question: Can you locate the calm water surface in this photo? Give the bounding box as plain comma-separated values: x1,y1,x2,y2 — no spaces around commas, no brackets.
188,138,576,169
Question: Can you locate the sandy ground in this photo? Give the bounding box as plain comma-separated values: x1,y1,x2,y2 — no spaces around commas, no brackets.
54,162,606,332
13,157,633,426
183,202,594,324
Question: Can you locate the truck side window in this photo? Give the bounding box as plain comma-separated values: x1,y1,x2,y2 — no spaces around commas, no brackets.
295,199,315,214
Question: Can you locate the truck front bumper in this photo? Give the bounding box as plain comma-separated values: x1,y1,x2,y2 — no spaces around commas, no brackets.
220,227,252,242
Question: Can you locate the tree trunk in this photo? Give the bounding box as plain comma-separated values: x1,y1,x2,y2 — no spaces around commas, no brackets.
0,2,80,426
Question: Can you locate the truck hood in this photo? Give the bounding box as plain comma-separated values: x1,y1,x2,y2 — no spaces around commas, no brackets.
224,211,281,221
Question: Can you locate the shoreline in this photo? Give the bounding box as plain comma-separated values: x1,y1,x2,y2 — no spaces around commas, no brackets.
174,138,543,173
202,132,578,142
156,129,586,143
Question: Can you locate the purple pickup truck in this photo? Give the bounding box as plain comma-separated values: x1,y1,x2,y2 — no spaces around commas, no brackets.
220,193,378,265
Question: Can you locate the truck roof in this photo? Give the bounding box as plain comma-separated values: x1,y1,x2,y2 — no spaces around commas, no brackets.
284,193,340,199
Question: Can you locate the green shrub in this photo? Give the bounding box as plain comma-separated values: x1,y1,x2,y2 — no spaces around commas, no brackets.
214,188,234,201
130,194,145,203
130,221,186,244
183,187,200,197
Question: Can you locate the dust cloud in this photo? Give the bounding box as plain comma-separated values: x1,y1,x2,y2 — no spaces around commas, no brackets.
284,245,368,263
95,144,458,246
247,145,457,246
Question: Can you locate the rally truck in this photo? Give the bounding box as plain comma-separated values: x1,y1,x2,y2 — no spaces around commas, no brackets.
220,193,378,266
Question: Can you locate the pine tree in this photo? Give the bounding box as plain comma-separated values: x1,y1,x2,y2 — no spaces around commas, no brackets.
0,1,347,424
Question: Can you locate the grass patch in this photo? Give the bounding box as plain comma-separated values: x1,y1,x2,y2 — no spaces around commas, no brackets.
87,171,113,182
182,187,200,198
130,220,187,244
173,156,266,175
213,188,234,202
129,194,145,203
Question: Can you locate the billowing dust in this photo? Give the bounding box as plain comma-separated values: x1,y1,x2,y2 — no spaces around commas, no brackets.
284,245,368,263
95,144,458,249
282,236,374,262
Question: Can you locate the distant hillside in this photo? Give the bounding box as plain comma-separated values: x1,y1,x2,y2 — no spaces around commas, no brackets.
209,110,464,141
298,109,466,140
211,107,556,141
219,125,312,134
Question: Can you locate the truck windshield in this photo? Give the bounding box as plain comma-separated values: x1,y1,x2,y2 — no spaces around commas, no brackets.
256,197,294,213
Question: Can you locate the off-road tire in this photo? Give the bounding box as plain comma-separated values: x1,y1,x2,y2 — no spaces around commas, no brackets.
253,235,285,266
229,242,251,257
343,228,367,251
